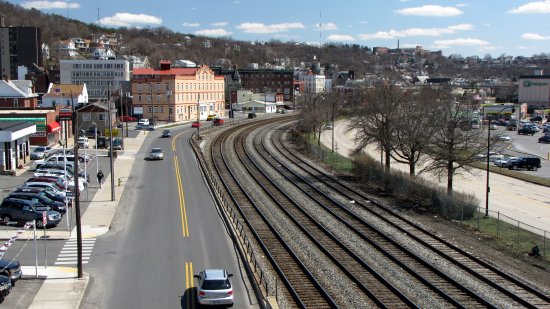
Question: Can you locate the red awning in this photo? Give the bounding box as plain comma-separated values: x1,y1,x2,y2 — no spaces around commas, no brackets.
46,122,61,133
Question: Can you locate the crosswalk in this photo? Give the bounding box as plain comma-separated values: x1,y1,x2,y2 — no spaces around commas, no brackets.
55,238,96,265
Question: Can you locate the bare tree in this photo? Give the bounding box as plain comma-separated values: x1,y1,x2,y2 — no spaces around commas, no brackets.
348,81,403,171
423,88,487,194
390,86,438,176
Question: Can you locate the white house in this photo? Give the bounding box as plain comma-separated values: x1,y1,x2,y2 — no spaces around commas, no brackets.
41,83,88,107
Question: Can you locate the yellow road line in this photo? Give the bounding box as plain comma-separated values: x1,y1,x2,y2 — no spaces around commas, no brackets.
186,262,195,308
174,156,189,237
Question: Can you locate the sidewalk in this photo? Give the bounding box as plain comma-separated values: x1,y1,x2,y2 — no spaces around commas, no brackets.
24,130,150,309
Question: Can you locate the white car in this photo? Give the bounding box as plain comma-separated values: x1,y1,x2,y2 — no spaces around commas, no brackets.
31,146,53,160
149,148,164,160
194,269,234,307
498,135,511,142
494,157,517,167
78,137,90,148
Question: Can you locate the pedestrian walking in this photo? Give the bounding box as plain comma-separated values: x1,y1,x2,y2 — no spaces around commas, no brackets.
97,170,104,188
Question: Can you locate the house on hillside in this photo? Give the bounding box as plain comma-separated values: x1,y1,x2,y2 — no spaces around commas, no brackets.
0,79,39,108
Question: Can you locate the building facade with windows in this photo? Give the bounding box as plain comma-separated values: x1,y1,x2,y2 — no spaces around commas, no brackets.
518,74,550,108
131,62,225,122
0,26,42,80
59,59,130,102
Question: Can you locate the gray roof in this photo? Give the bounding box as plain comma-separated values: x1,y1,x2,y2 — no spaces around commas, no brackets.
0,121,35,132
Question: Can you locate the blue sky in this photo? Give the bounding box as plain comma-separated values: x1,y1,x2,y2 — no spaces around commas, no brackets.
7,0,550,57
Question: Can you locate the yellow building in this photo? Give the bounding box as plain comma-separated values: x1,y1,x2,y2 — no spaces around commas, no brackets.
131,61,225,122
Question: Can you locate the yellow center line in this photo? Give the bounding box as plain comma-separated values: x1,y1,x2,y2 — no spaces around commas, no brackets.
185,262,195,308
172,130,190,237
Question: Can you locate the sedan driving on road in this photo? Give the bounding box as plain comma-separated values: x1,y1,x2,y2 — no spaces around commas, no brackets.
149,148,164,160
539,135,550,144
194,269,234,307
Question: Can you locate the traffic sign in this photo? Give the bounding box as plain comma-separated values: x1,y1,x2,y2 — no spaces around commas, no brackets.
42,211,47,227
59,108,73,121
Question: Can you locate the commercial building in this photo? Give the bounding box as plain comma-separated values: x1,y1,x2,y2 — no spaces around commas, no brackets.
131,61,225,122
0,121,35,173
0,26,42,80
518,74,550,108
59,58,130,102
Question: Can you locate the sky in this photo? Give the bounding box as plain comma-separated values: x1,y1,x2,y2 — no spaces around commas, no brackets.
6,0,550,57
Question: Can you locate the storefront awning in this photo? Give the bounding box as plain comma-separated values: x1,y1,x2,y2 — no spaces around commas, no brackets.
46,122,61,133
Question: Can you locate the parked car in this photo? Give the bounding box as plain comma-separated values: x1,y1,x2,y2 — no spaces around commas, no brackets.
118,116,136,122
494,157,517,167
32,155,76,170
0,275,12,303
498,135,511,142
23,182,67,197
206,114,216,121
149,148,164,160
248,112,257,119
30,146,53,160
13,187,70,207
213,118,224,126
0,198,62,227
0,259,22,285
194,269,234,307
518,126,537,135
489,123,498,130
191,121,201,128
138,118,150,126
539,135,550,144
507,157,542,171
161,129,172,138
6,192,66,214
530,115,543,123
77,137,89,149
112,138,124,150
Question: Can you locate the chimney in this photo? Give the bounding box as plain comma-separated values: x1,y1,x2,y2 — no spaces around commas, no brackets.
160,60,171,71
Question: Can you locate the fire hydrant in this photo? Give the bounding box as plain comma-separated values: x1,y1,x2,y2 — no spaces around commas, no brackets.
118,178,122,187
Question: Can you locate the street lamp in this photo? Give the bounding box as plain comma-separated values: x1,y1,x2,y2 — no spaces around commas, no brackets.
197,95,200,139
485,105,514,217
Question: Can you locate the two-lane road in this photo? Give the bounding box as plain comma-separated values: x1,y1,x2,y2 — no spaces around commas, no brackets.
81,126,258,308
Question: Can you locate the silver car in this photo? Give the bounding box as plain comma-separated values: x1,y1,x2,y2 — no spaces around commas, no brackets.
194,269,234,307
149,148,164,160
31,146,53,160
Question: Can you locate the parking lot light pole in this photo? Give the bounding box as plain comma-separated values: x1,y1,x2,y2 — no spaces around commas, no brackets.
71,97,83,279
485,106,514,217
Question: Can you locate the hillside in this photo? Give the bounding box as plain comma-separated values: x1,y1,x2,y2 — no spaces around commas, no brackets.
1,0,549,80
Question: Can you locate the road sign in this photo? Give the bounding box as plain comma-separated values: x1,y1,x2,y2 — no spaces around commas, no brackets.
42,211,47,227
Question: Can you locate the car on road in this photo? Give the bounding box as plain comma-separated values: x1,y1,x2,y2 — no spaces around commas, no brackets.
161,129,172,138
191,121,201,128
248,112,257,119
539,135,550,144
194,269,234,307
138,118,149,126
0,259,22,285
498,135,511,142
206,114,216,121
30,146,53,160
0,198,62,227
213,118,224,126
148,148,164,160
507,157,542,171
118,116,137,122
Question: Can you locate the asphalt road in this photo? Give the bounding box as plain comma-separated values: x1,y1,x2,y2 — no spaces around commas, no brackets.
80,126,258,309
504,128,550,177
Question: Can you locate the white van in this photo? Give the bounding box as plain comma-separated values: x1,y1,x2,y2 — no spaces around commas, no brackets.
138,119,149,126
32,154,76,170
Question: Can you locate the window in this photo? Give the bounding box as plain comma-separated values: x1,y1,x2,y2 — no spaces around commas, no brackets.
99,114,105,120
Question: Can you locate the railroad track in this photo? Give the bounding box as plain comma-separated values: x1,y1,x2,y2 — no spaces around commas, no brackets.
210,120,337,309
262,120,550,308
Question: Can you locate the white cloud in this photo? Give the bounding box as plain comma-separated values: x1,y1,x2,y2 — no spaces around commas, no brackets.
358,20,368,24
236,22,305,34
358,23,473,40
456,3,469,8
395,5,463,16
182,22,200,27
21,1,79,9
521,33,550,40
326,34,355,41
432,38,490,48
211,22,228,27
509,1,550,14
194,28,232,36
99,13,162,27
315,22,338,31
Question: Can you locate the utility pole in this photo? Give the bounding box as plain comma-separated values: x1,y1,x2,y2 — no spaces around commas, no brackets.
197,95,200,139
107,88,115,201
71,96,83,278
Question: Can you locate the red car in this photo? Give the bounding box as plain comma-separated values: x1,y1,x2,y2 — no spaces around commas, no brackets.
191,121,201,128
118,116,137,122
213,118,224,126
